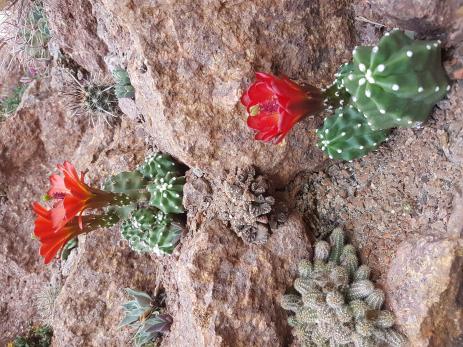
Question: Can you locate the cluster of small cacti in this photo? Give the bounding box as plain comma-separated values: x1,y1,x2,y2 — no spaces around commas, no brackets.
317,29,450,160
112,68,135,99
9,325,53,347
120,288,172,347
103,152,186,254
121,208,182,255
281,228,407,347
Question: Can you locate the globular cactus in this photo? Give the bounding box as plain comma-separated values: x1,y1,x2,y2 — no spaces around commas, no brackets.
281,228,407,347
121,207,182,255
147,173,185,214
138,153,181,179
316,106,391,161
342,29,449,130
120,288,172,347
82,84,119,115
112,68,135,99
322,62,353,109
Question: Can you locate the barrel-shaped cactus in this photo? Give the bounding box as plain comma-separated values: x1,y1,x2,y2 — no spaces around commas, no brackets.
138,153,181,179
316,106,390,160
121,208,182,255
281,228,407,347
342,30,449,130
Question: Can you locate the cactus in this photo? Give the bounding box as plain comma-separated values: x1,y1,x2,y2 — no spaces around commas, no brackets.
103,171,148,199
342,30,449,130
322,62,353,109
121,207,182,255
316,105,391,161
281,228,407,347
65,76,120,124
147,173,185,214
120,288,172,347
138,153,181,179
112,68,135,99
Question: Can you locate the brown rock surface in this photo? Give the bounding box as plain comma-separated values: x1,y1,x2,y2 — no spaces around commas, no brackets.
387,237,463,347
163,215,311,347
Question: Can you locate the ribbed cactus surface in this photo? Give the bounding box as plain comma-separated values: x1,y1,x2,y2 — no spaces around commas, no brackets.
281,228,407,347
342,30,449,130
316,106,390,160
121,208,182,255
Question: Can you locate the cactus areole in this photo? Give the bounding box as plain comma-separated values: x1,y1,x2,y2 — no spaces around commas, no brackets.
241,72,323,144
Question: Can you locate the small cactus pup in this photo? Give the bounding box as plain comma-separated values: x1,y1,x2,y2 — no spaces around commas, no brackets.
147,173,185,214
316,105,390,160
65,73,120,125
322,62,353,109
121,207,183,255
112,67,135,99
281,228,407,347
138,152,182,179
120,288,172,347
342,29,450,130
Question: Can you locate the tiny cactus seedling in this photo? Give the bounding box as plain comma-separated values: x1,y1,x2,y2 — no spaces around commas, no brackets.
147,173,185,214
316,106,390,160
61,237,78,261
342,30,449,130
120,288,172,347
281,227,407,347
138,152,181,179
112,68,135,99
121,207,182,255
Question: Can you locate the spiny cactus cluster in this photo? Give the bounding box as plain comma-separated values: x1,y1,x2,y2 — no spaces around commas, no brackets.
316,106,390,161
121,208,182,255
10,325,53,347
215,166,287,244
281,228,407,347
120,288,172,347
317,29,450,161
65,74,120,125
103,153,186,254
20,1,51,61
112,68,135,99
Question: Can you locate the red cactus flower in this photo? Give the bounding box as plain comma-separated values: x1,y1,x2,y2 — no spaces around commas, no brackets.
33,202,119,264
44,161,130,229
241,72,323,144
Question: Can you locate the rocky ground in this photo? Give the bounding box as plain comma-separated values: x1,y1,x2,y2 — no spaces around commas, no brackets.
0,0,462,346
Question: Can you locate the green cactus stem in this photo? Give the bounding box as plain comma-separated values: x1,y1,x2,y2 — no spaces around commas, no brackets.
342,30,449,130
138,153,181,179
121,207,182,255
147,173,185,214
112,68,135,99
316,105,390,161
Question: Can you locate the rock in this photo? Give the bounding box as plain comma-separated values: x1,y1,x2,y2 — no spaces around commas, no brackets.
45,0,109,76
163,214,311,347
51,230,161,346
386,237,463,347
50,0,360,184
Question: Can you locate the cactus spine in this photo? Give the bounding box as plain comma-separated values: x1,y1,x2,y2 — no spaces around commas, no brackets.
281,228,407,347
